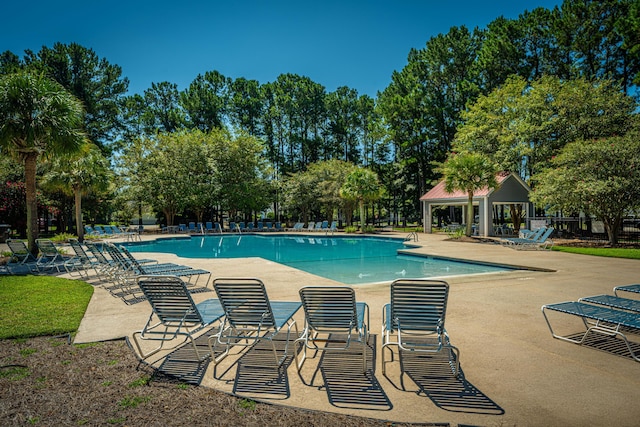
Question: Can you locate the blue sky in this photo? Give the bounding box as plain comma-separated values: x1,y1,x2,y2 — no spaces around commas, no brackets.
3,1,561,97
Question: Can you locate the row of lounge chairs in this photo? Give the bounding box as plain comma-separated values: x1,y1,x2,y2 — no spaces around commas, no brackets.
6,239,67,273
288,220,337,233
84,225,139,241
163,221,287,234
501,226,554,250
542,284,640,362
133,277,461,383
6,238,212,305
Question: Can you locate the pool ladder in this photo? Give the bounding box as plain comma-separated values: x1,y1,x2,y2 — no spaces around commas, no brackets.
405,231,418,242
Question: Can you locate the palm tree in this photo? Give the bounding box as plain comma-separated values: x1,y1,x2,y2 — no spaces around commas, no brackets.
0,71,86,254
340,167,384,230
42,144,112,242
439,152,498,237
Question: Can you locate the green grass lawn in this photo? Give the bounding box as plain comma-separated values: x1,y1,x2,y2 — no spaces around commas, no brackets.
553,246,640,260
0,276,94,339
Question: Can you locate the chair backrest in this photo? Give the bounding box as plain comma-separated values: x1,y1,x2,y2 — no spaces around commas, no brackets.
389,279,449,333
68,239,90,260
528,227,546,241
103,243,135,272
101,225,114,235
84,241,110,265
213,278,275,328
7,240,35,262
137,276,203,324
535,227,554,243
36,239,58,256
116,245,145,273
299,287,357,332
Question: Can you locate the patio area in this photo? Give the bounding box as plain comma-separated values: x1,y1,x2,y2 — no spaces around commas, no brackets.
30,232,640,425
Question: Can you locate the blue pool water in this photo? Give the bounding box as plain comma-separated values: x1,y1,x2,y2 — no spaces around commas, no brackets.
125,234,512,284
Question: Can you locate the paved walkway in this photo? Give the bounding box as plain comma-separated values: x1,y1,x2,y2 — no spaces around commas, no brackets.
38,233,640,426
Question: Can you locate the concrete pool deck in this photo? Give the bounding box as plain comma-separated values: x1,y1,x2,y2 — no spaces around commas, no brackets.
57,233,640,425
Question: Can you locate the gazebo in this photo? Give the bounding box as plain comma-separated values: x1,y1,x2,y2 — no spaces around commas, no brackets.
420,172,532,237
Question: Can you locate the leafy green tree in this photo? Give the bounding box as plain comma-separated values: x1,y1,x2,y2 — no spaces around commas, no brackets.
143,81,185,133
281,169,319,224
229,77,264,135
531,132,640,245
325,86,361,163
180,71,230,131
19,42,128,153
139,131,211,225
119,94,153,145
340,167,385,229
113,136,154,226
41,144,112,241
0,71,86,253
438,152,498,237
212,130,269,220
455,75,635,179
378,26,482,221
283,160,355,222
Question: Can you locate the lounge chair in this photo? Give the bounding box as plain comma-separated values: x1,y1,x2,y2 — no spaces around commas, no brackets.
84,241,120,280
327,221,337,234
114,244,212,287
316,220,328,232
505,227,554,250
208,277,301,369
6,239,38,272
542,300,640,362
520,227,554,249
94,225,116,238
84,225,101,237
381,279,461,378
579,294,640,313
614,284,640,297
256,222,264,231
501,227,546,245
132,275,225,362
295,287,370,372
306,222,316,232
274,222,283,232
64,238,100,277
108,225,136,241
229,222,237,232
35,239,65,272
287,222,303,232
238,222,247,232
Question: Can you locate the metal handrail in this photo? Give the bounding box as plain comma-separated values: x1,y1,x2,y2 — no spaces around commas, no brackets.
405,232,418,242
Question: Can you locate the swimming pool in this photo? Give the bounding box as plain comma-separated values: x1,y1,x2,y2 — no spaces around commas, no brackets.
124,234,513,284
